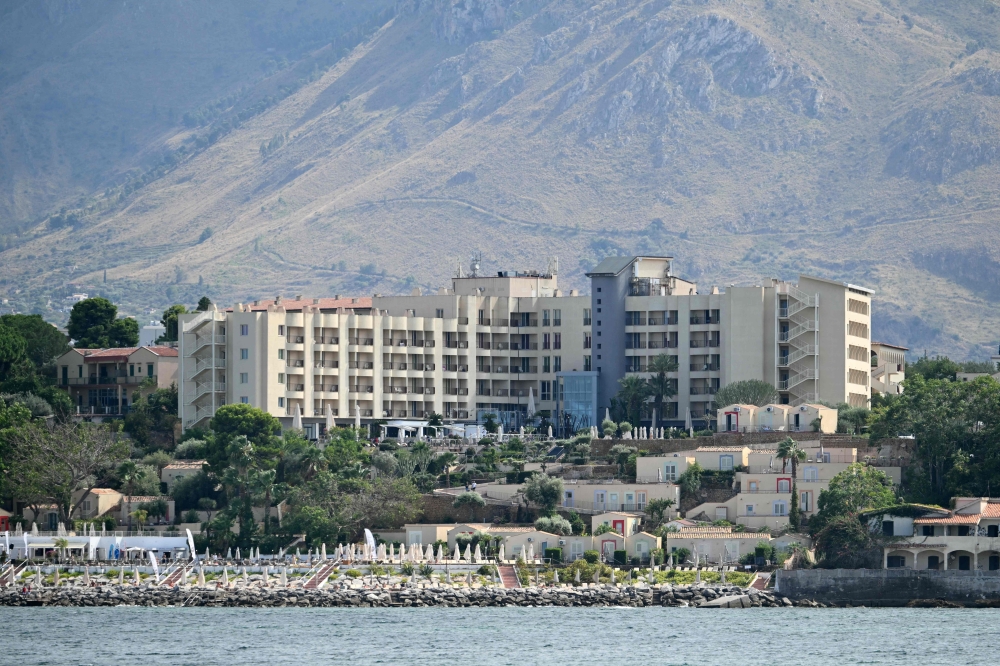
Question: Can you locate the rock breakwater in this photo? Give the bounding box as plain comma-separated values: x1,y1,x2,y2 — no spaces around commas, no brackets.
0,583,811,608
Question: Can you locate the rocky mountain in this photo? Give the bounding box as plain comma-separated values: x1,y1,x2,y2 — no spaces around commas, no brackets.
2,0,1000,359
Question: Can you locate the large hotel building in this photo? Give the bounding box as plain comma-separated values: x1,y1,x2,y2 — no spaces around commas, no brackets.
178,256,872,436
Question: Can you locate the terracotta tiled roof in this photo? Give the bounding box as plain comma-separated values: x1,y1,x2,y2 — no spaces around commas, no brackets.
72,346,178,359
672,528,763,539
122,496,170,503
163,460,206,470
914,515,980,525
982,503,1000,518
696,446,748,452
229,297,373,312
483,526,539,534
87,488,121,495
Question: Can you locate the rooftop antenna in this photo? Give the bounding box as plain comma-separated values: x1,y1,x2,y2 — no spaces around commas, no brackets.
470,252,482,278
456,259,464,279
547,256,559,276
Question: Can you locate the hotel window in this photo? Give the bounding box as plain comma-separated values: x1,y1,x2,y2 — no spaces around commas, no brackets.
543,356,551,373
553,356,561,372
129,364,135,376
278,325,285,336
990,525,999,538
278,373,285,384
773,501,787,516
240,324,249,336
436,309,444,318
553,309,561,326
240,396,249,404
147,364,154,377
240,348,249,360
748,480,758,492
886,556,905,568
664,463,677,482
800,491,812,512
719,455,734,471
584,333,591,349
777,478,791,493
82,500,92,512
543,333,551,350
554,333,561,349
922,526,934,537
803,466,818,481
541,381,552,401
278,349,285,360
746,504,755,515
240,373,249,384
278,397,285,408
583,309,591,325
583,355,592,371
542,310,550,326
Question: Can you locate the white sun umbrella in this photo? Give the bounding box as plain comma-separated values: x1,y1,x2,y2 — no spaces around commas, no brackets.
657,467,662,483
435,544,443,562
417,426,424,441
463,544,471,562
235,547,241,561
610,568,616,584
226,547,232,560
466,571,473,585
280,567,288,587
325,402,334,433
553,569,559,584
31,523,38,536
292,403,302,430
685,405,693,436
82,565,90,586
473,543,482,563
424,544,434,561
547,425,553,439
321,543,327,560
497,423,503,440
592,569,600,584
35,567,42,587
527,543,534,562
118,567,125,585
574,568,581,584
198,566,206,587
527,387,536,417
133,566,140,585
262,565,269,586
519,425,524,436
222,568,230,588
242,567,248,584
498,544,505,562
354,403,361,431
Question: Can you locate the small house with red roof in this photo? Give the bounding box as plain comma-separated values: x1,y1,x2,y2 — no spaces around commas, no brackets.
54,345,178,416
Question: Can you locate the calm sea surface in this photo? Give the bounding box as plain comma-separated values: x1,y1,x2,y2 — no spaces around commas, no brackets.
2,607,993,665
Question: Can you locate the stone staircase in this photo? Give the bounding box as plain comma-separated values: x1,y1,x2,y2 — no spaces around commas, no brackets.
497,564,521,589
161,563,190,588
304,560,340,589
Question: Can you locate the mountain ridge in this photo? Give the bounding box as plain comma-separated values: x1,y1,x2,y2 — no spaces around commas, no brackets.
2,0,1000,360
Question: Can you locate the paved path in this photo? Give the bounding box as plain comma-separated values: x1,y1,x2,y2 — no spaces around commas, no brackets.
304,561,340,589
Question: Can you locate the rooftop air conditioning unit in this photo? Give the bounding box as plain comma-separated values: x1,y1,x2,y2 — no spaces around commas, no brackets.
800,406,808,412
558,540,567,546
526,537,533,542
766,406,773,413
734,406,741,412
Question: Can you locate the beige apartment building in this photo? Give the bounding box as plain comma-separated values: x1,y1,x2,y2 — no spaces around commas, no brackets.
178,272,590,434
178,255,872,434
588,256,872,423
55,346,179,415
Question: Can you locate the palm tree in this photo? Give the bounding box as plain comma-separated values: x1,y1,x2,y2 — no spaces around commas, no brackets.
647,354,679,432
251,468,278,534
117,461,147,529
53,537,69,563
436,452,458,487
777,436,807,530
615,375,651,427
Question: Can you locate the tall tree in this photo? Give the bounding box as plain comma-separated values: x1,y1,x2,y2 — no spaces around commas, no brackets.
777,436,807,530
6,421,129,523
196,296,212,312
68,297,138,347
614,374,651,426
647,353,678,431
0,314,69,370
810,463,897,535
713,379,778,409
158,304,188,342
0,323,27,379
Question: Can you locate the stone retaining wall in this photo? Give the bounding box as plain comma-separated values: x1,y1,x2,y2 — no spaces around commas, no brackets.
776,569,1000,605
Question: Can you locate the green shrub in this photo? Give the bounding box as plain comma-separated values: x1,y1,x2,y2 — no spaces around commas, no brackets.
583,550,600,564
614,550,627,565
345,569,363,579
400,562,415,576
544,547,562,562
418,563,434,578
182,509,200,523
477,565,494,576
673,547,691,564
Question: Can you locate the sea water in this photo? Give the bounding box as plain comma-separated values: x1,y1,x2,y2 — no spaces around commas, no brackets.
2,606,992,664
